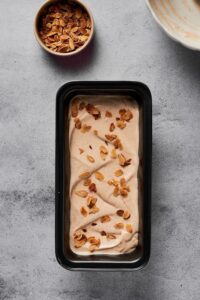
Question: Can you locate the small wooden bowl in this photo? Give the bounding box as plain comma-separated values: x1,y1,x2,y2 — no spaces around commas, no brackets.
34,0,94,56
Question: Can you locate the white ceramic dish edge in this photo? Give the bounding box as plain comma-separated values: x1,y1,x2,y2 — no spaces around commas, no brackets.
146,0,200,51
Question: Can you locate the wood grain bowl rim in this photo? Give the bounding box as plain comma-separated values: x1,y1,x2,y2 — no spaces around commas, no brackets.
34,0,94,57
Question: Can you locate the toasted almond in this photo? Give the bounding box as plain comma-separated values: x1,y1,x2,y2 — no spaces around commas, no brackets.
120,177,126,188
87,196,97,208
80,18,87,29
100,145,108,154
89,182,97,192
106,233,117,240
86,104,101,120
118,154,126,166
89,244,98,252
118,154,132,167
81,124,91,133
60,34,69,41
125,186,130,192
100,152,107,161
119,109,126,116
71,26,79,33
100,215,111,223
92,238,100,246
126,224,133,233
83,178,92,186
114,169,124,177
99,145,108,161
79,101,86,110
79,148,84,154
75,190,88,198
95,171,104,181
120,189,128,197
74,239,86,248
71,101,79,117
74,118,82,129
80,206,88,217
113,138,123,150
112,179,119,186
111,148,117,159
109,123,115,132
105,134,117,141
101,230,107,236
70,32,78,40
113,186,120,197
89,206,100,214
121,109,133,122
53,12,62,18
119,177,129,193
75,8,82,19
119,109,133,121
87,236,100,246
79,171,91,179
69,38,75,50
46,23,52,29
124,159,132,167
107,179,113,186
123,210,131,220
116,209,124,217
59,19,66,27
87,236,95,243
74,233,87,248
105,111,112,117
107,178,119,186
79,35,88,42
114,223,124,229
87,155,95,163
87,19,91,28
116,120,126,129
59,46,69,53
46,31,57,37
74,232,84,241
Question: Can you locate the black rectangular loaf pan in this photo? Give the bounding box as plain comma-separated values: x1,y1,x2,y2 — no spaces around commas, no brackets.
55,81,152,271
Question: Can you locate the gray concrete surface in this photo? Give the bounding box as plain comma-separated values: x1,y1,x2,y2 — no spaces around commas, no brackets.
0,0,200,299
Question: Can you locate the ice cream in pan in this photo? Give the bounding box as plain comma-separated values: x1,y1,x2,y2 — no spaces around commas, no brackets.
68,95,142,255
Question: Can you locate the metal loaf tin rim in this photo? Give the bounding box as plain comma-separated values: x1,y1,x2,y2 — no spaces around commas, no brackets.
55,81,152,271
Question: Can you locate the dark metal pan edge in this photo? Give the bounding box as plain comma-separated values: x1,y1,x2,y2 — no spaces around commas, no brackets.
55,81,152,271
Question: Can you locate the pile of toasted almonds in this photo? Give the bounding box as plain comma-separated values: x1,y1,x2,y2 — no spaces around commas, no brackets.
39,2,92,53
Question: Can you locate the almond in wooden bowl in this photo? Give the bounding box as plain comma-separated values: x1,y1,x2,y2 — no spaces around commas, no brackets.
34,0,94,56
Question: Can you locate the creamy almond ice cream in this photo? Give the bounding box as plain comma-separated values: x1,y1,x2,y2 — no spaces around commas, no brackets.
68,95,142,255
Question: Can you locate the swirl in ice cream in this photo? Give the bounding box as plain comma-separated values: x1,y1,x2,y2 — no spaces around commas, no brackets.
68,95,142,255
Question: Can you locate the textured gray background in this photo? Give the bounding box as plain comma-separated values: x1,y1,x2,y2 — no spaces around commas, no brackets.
0,0,200,299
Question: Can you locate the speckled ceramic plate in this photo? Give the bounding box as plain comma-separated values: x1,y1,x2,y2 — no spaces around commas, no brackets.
146,0,200,50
